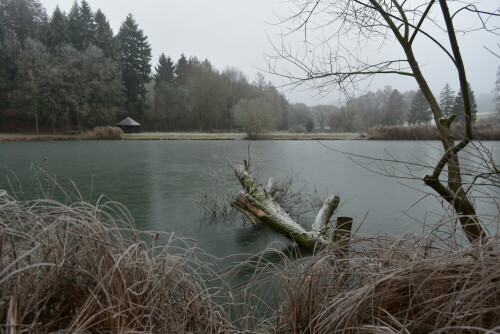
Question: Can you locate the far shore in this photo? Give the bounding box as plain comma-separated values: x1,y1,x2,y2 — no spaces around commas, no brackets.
0,131,365,142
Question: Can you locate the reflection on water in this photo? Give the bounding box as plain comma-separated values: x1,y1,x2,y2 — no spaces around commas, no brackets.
1,140,498,258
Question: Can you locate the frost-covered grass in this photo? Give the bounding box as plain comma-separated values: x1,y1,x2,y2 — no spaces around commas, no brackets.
368,121,500,140
2,181,499,333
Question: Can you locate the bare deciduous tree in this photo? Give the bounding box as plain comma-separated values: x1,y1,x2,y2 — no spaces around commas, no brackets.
268,0,499,242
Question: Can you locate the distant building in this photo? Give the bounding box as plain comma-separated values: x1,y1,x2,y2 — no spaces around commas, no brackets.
116,117,141,133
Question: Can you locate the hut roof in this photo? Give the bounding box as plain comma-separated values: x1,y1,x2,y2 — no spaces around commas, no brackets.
116,117,140,126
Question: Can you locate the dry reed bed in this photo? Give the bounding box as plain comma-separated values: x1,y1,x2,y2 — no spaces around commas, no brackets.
82,126,124,140
0,191,229,333
1,188,499,333
274,235,500,334
368,123,500,140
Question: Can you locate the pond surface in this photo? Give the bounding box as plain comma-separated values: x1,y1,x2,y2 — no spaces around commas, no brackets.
1,140,498,257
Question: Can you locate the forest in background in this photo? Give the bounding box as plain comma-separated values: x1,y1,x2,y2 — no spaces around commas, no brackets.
0,0,497,135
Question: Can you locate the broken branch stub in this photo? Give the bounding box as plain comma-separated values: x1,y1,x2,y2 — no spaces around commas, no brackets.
312,195,340,236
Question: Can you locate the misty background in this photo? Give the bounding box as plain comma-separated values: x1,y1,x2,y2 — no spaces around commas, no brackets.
39,0,498,110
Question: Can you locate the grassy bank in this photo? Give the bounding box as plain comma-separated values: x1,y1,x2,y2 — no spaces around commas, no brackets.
0,131,364,142
1,186,499,333
2,126,500,142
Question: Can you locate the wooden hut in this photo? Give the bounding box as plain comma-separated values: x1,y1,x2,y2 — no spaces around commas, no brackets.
116,117,141,133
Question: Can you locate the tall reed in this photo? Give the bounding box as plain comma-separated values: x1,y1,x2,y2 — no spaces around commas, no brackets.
368,122,500,140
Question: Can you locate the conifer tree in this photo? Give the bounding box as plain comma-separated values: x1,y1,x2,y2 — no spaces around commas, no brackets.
67,0,83,49
383,89,405,126
175,54,189,86
94,9,115,58
117,13,152,116
155,54,175,84
79,0,95,47
153,53,175,131
408,89,432,125
47,6,67,49
439,83,455,117
453,83,477,124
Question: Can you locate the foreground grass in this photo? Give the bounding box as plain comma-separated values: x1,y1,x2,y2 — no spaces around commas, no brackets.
1,184,499,333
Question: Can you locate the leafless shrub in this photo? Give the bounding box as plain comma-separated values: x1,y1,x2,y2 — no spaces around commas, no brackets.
196,158,323,220
266,172,324,220
82,126,124,140
292,126,307,134
195,154,241,217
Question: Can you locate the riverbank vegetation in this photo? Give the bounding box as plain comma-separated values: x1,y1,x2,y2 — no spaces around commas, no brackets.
368,120,500,140
1,186,499,333
0,130,365,142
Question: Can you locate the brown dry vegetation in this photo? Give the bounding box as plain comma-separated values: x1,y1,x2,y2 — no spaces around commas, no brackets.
0,191,229,334
368,122,500,140
82,126,124,140
275,235,500,333
1,178,499,333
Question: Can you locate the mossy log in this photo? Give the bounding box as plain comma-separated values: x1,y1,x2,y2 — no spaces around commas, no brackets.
232,164,347,250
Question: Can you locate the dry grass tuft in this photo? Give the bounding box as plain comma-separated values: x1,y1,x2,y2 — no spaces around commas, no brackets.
0,190,229,333
274,235,500,333
82,126,124,140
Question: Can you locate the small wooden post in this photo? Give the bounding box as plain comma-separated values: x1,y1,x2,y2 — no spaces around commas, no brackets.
331,217,353,255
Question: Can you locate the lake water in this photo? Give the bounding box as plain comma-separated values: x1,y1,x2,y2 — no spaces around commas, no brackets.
1,140,499,257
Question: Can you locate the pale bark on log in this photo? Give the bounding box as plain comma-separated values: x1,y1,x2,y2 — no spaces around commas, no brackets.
312,196,340,236
232,164,343,250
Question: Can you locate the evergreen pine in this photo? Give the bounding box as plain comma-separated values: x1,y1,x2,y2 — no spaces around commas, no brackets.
408,89,432,125
94,9,115,58
175,54,189,86
453,83,477,124
153,53,176,131
67,1,83,49
154,54,175,84
117,13,152,116
439,83,455,117
79,0,96,47
47,6,68,49
383,89,405,126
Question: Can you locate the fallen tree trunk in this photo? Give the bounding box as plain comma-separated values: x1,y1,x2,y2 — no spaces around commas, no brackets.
232,163,347,250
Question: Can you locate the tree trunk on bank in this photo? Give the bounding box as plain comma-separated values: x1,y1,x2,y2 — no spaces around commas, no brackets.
232,163,349,251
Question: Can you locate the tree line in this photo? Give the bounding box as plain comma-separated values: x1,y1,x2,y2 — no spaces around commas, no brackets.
0,0,153,133
0,0,484,135
0,0,292,134
308,83,478,133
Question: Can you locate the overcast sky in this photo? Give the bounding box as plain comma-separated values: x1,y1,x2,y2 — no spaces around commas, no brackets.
39,0,499,107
